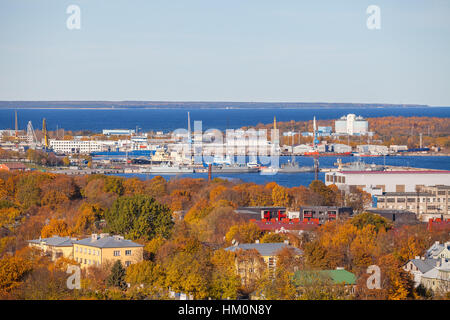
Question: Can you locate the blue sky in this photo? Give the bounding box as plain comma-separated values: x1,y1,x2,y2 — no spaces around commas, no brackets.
0,0,449,105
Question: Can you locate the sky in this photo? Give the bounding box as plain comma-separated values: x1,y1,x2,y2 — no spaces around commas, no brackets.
0,0,449,106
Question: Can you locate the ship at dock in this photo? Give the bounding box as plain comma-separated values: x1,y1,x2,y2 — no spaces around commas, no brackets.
334,158,385,171
139,164,194,174
195,164,259,173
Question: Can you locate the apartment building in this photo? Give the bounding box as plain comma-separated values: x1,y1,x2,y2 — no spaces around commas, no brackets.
375,185,450,221
28,236,77,261
73,233,143,268
225,241,303,286
300,206,353,225
28,233,143,268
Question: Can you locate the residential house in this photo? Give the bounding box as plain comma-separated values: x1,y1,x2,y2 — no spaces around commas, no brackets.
420,259,450,294
73,233,143,268
403,257,439,287
225,241,303,287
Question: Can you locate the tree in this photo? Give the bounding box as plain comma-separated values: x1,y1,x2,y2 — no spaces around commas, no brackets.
0,256,33,294
350,212,392,232
209,250,241,299
225,222,262,244
272,185,291,207
104,176,125,196
62,156,70,166
107,260,127,290
260,232,287,243
125,260,165,288
41,219,72,238
106,195,174,241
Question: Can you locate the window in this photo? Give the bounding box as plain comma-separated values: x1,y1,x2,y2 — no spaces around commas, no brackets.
75,247,78,252
84,248,87,253
125,261,131,267
114,250,120,256
125,250,132,256
88,249,91,255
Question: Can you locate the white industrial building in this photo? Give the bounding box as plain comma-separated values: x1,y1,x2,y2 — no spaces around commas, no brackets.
50,140,103,154
335,114,369,135
325,170,450,195
356,144,389,155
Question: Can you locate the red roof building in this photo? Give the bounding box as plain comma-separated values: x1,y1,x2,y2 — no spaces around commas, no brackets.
0,163,27,171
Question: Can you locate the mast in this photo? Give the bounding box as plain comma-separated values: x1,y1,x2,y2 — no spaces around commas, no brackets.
14,110,18,137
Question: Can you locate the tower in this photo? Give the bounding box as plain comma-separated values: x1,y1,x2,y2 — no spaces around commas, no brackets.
313,116,320,147
14,110,18,137
42,118,49,148
26,121,38,145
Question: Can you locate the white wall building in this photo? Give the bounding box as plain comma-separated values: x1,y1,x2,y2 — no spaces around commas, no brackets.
335,114,369,135
50,140,103,154
325,170,450,194
356,145,389,155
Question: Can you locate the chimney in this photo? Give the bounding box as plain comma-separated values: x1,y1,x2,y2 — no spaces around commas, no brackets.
336,267,344,270
435,241,440,246
91,234,98,241
415,256,420,260
100,233,109,239
255,239,259,244
421,256,425,261
284,240,289,245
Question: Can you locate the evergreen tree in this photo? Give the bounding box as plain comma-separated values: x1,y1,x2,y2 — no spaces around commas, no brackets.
107,260,127,290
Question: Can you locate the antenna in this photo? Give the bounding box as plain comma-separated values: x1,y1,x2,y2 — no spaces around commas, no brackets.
14,110,18,137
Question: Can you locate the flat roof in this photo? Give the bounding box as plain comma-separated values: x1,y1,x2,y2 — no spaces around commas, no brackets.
339,170,450,174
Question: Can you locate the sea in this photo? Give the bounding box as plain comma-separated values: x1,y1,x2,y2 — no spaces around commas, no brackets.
0,106,449,187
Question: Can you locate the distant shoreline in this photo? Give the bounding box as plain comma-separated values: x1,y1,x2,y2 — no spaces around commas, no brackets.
0,101,440,109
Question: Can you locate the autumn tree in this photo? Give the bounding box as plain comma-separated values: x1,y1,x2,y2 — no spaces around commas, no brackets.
209,249,241,299
0,256,33,295
106,194,173,241
41,219,72,238
271,185,291,207
225,222,262,244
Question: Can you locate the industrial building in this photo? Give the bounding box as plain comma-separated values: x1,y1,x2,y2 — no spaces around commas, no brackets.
374,185,450,220
325,170,450,194
335,114,369,135
49,140,103,154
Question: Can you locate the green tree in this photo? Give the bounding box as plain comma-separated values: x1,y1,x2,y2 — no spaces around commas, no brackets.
106,195,174,240
107,260,127,290
350,212,392,232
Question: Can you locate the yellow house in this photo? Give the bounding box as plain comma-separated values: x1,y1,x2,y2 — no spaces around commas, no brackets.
73,233,143,268
28,236,77,261
225,241,303,287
